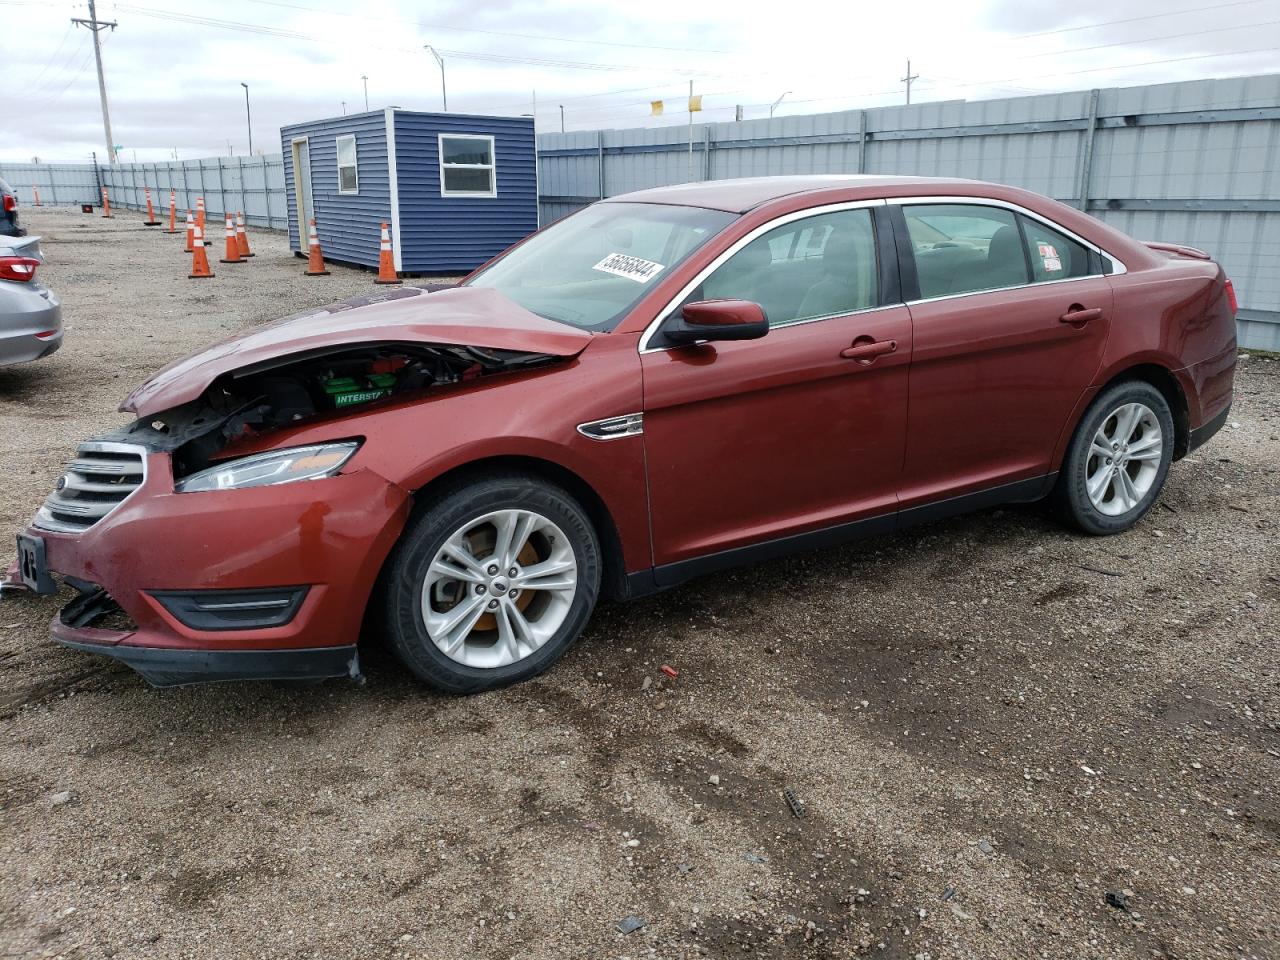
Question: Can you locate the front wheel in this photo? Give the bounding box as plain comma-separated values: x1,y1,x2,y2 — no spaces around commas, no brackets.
383,474,601,693
1055,380,1175,535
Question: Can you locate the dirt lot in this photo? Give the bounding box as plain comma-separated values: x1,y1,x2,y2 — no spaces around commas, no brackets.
0,206,1277,960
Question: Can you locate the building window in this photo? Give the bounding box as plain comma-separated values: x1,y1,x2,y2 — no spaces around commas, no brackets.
336,135,358,194
439,134,496,197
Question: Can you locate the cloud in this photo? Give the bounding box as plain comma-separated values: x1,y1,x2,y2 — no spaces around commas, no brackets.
5,0,1277,162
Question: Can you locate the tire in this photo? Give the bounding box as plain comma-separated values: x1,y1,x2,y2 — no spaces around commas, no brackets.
1054,380,1175,535
382,472,601,693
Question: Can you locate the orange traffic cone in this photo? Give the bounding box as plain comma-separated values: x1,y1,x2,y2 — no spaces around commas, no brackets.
304,218,330,276
101,188,112,218
32,186,41,207
165,191,179,234
195,197,207,242
219,214,243,264
183,210,195,253
189,224,214,279
235,211,253,258
143,188,161,226
374,222,401,284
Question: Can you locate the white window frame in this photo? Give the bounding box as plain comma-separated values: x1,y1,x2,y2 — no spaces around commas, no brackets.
336,134,358,195
438,133,497,198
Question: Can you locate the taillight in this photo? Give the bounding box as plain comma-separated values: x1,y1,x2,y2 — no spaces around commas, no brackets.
0,256,39,282
2,195,15,213
1224,279,1238,317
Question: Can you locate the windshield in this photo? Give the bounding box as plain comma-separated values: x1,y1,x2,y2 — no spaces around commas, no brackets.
464,202,736,331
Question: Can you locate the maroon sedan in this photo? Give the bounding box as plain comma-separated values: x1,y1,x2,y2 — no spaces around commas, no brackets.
11,176,1237,691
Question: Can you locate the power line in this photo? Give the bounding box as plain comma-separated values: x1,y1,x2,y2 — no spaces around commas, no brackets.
30,43,97,110
24,22,75,95
243,0,732,54
1011,0,1264,39
1008,17,1280,61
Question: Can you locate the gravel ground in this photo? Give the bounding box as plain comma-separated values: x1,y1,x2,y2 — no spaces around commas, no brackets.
1,206,1277,960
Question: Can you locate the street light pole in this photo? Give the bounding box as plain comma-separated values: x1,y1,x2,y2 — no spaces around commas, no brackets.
240,82,252,155
361,74,369,111
769,91,792,119
424,46,447,111
559,105,565,133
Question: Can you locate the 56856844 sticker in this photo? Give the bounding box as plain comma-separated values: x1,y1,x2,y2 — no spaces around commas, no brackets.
592,253,665,283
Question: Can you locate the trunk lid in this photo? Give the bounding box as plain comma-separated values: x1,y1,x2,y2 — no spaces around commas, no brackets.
121,286,593,416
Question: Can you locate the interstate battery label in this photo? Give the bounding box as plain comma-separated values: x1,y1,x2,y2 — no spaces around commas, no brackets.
592,253,665,283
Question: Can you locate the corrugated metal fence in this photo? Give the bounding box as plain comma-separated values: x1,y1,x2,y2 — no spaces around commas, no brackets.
3,73,1277,347
0,156,288,230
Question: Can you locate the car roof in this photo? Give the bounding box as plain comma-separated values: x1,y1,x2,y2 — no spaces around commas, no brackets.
601,175,997,213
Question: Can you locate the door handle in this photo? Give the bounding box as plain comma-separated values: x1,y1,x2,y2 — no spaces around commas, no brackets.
840,338,897,362
1060,306,1103,325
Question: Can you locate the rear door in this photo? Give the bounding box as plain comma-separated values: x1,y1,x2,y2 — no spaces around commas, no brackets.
640,202,911,575
893,200,1114,506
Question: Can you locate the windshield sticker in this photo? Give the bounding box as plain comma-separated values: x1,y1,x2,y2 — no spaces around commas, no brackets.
593,253,665,283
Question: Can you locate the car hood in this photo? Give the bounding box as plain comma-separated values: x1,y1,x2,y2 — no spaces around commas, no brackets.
121,286,593,416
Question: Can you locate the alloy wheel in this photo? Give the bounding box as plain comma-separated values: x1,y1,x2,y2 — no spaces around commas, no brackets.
421,509,578,669
1085,401,1164,517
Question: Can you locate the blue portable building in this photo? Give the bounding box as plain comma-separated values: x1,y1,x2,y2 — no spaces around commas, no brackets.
280,109,537,275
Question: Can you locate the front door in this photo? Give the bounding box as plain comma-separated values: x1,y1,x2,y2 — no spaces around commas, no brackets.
640,203,911,577
291,138,313,250
895,201,1114,506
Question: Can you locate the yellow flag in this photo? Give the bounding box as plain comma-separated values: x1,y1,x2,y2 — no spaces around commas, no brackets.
650,100,664,116
688,94,703,112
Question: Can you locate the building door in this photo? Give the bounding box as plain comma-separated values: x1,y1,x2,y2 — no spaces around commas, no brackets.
290,138,313,249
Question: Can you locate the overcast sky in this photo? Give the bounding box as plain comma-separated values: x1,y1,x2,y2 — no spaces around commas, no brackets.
4,0,1278,163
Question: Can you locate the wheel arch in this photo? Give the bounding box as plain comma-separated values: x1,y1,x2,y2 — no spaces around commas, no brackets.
1056,361,1192,469
407,454,631,602
1096,363,1191,459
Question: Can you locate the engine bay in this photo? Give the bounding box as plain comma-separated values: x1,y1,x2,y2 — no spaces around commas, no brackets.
104,342,562,479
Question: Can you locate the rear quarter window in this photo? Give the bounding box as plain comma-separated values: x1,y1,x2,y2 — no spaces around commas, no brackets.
1019,215,1092,283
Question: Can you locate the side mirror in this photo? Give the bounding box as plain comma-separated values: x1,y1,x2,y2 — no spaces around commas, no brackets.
664,299,769,344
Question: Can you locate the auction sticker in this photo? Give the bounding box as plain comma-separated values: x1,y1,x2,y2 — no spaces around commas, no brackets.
593,253,665,283
1037,242,1062,272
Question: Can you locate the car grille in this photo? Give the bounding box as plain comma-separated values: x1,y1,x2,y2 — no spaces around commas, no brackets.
33,441,147,534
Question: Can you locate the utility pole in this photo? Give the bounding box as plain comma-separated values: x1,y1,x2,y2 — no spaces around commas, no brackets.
72,0,118,164
688,80,694,180
901,59,919,105
559,105,565,133
425,46,447,111
361,75,369,111
240,82,253,155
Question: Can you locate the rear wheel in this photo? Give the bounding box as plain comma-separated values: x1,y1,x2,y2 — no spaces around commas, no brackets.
1055,380,1174,535
383,473,601,693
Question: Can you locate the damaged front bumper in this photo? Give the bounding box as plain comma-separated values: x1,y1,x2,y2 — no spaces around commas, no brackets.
10,445,412,686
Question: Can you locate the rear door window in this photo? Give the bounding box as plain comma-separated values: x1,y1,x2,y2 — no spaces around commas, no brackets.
904,204,1029,299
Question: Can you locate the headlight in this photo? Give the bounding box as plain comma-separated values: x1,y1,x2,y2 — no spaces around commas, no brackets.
175,441,360,493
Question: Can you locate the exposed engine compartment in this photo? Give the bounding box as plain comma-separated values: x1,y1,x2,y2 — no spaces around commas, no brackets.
106,342,562,478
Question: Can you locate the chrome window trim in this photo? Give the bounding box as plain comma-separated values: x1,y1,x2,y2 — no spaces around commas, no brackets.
638,199,887,354
891,194,1128,278
902,271,1107,307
